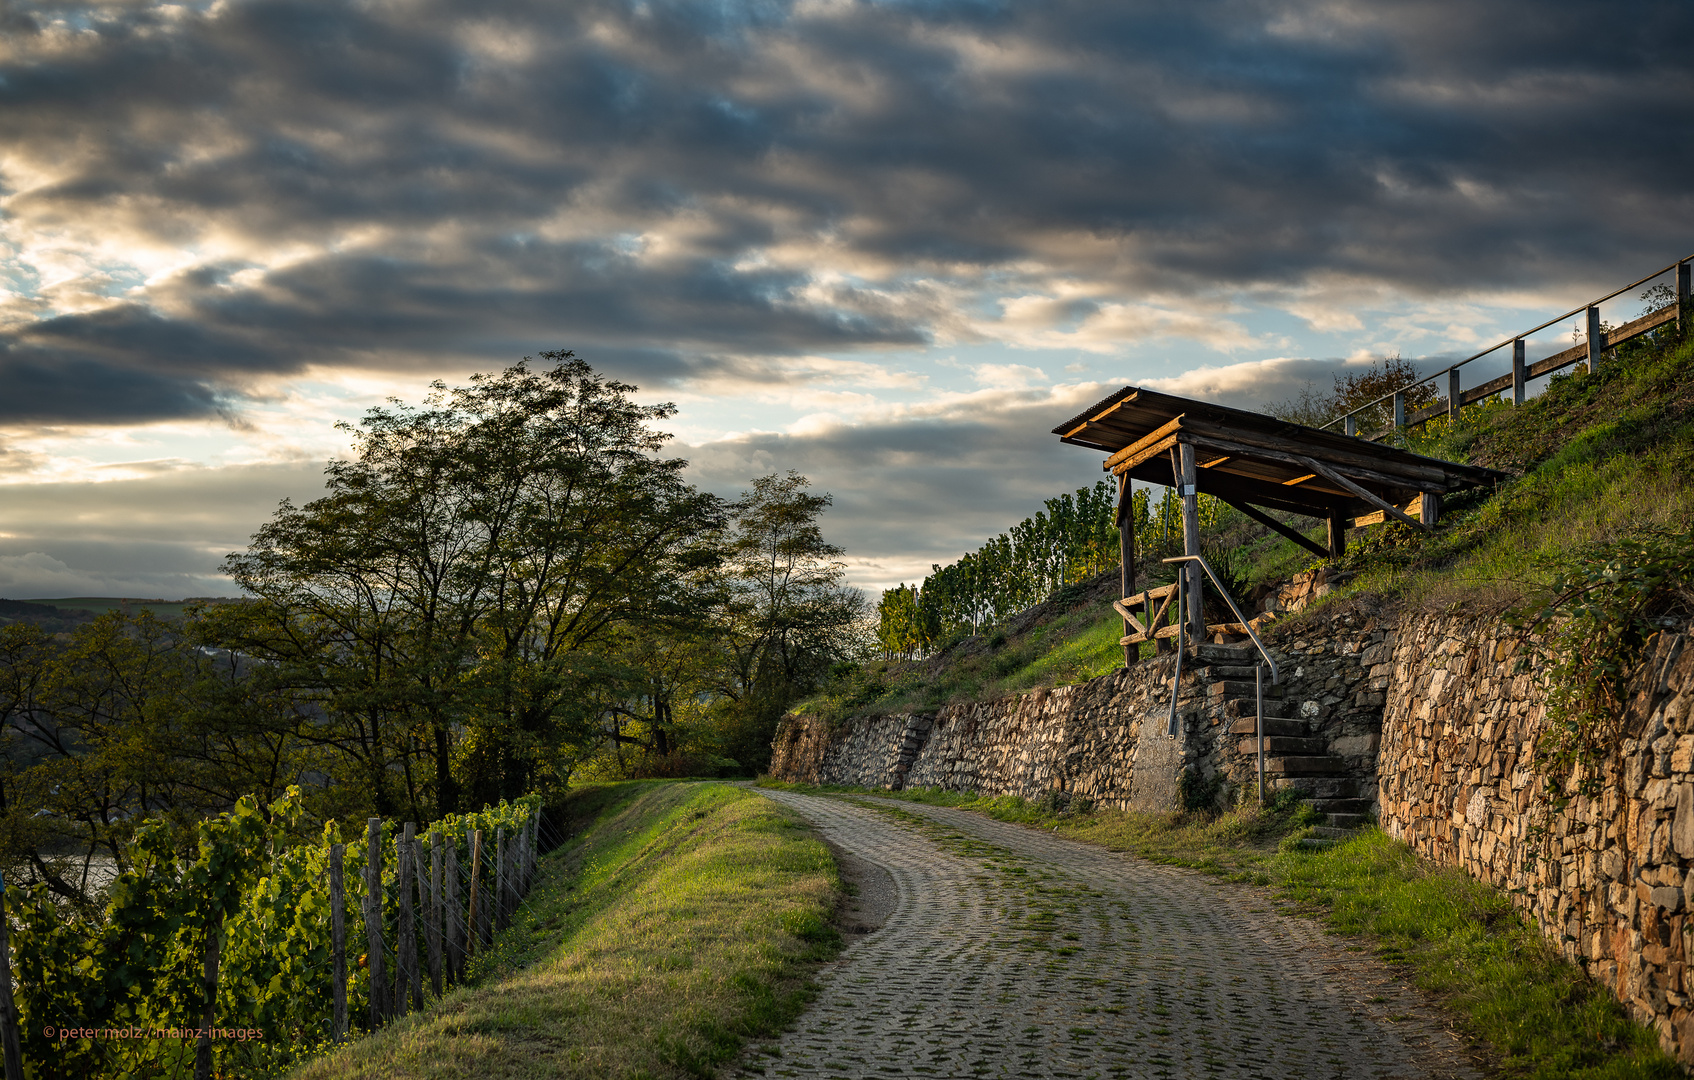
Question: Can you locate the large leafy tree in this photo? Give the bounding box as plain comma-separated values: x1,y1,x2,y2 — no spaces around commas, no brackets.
218,353,726,816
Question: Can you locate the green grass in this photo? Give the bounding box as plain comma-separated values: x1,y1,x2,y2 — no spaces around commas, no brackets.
758,780,1679,1078
291,781,840,1080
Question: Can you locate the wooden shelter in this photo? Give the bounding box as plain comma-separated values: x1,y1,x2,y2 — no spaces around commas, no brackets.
1052,385,1506,662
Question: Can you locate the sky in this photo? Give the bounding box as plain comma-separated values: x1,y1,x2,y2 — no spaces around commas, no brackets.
1,0,1691,600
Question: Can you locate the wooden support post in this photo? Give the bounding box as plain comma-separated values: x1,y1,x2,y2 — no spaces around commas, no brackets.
1177,441,1204,643
1392,391,1405,431
1421,491,1441,529
1343,414,1357,437
397,823,418,1015
1587,304,1603,373
364,819,387,1025
0,874,24,1080
1512,338,1526,406
1326,513,1347,560
427,833,443,996
445,838,463,981
467,829,484,955
528,812,540,889
1447,368,1460,422
330,845,348,1043
194,917,222,1080
409,836,431,1004
1117,473,1135,668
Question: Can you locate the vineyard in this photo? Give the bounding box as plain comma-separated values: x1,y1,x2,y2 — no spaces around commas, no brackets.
9,788,539,1080
875,480,1227,658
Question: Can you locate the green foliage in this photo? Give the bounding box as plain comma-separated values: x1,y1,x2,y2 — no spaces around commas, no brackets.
1510,531,1694,810
11,787,539,1079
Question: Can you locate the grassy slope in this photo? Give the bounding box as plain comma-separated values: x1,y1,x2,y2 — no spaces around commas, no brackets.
807,335,1694,721
760,781,1679,1079
291,781,840,1080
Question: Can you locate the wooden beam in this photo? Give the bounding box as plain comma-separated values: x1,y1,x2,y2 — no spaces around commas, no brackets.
1107,432,1180,476
1181,431,1446,494
1352,494,1423,527
1064,394,1135,439
1294,454,1429,531
1177,415,1450,484
1218,498,1329,559
1104,415,1184,470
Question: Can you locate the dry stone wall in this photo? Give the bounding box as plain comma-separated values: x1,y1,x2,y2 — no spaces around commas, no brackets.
1376,617,1694,1064
770,620,1386,813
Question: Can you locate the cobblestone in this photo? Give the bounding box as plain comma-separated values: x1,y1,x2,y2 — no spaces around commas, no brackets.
737,790,1479,1080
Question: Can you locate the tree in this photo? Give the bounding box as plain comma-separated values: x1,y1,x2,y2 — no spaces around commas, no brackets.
1266,353,1436,433
709,472,865,771
218,353,727,816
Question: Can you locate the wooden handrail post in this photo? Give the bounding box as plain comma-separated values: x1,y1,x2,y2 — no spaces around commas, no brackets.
330,845,347,1043
1392,390,1405,431
1447,368,1460,422
1512,338,1526,406
1343,413,1357,437
1587,304,1603,373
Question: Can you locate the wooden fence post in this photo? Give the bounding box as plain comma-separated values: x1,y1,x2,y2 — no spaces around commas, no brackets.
194,917,222,1080
1512,338,1526,406
1344,414,1357,437
467,829,484,954
427,833,443,996
529,810,540,888
445,839,463,980
363,818,387,1025
1392,390,1405,431
1175,442,1203,643
397,824,419,1014
1679,261,1691,335
495,827,508,930
1447,368,1460,422
330,845,347,1044
0,873,24,1080
1587,304,1604,373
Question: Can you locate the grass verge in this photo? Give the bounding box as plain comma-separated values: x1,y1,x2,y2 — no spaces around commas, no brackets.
758,779,1679,1079
292,781,840,1080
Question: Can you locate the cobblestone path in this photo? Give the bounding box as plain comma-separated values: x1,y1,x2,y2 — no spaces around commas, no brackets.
738,790,1480,1080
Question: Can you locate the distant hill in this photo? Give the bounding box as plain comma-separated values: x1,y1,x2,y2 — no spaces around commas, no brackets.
0,598,100,633
5,596,245,626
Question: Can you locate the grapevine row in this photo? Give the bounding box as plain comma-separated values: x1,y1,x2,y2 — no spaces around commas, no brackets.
876,481,1227,658
5,787,540,1079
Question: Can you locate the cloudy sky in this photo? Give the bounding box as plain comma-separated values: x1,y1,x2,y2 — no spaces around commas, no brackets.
1,0,1691,599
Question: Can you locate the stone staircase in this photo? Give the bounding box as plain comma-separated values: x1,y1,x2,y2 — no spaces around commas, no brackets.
1192,643,1372,838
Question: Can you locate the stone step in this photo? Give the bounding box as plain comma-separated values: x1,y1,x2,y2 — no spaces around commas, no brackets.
1208,664,1265,680
1264,755,1348,776
1207,681,1284,701
1195,643,1256,664
1223,698,1295,721
1308,797,1373,815
1324,813,1372,829
1270,776,1366,800
1305,826,1356,840
1227,716,1307,737
1237,735,1327,756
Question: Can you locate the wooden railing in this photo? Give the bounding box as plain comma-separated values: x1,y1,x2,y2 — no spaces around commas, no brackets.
1324,255,1692,439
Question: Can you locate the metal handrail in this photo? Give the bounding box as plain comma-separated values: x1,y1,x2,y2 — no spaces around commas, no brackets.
1162,555,1280,805
1318,252,1693,433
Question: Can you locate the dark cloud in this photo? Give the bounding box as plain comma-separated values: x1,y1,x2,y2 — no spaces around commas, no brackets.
2,0,1690,422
